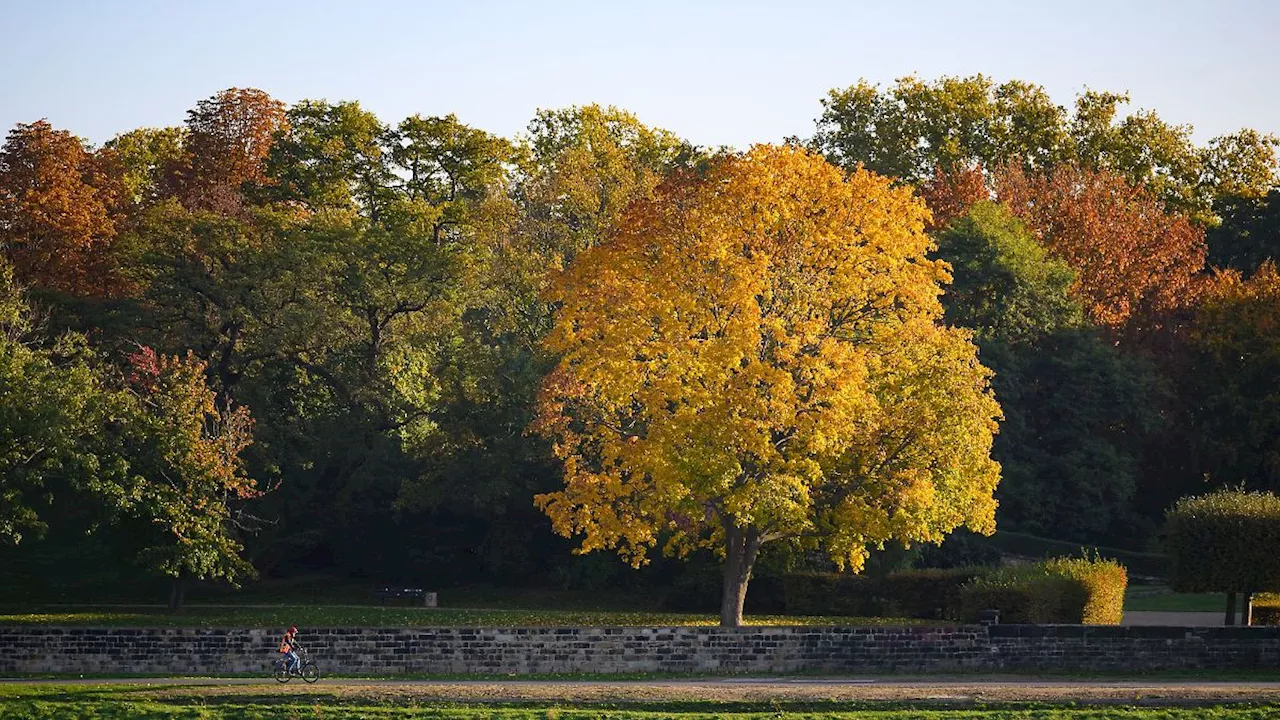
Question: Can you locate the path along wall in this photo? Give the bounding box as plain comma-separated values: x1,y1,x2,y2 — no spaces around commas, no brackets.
3,625,1280,675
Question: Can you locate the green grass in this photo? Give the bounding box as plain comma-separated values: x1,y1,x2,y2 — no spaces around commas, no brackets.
1124,585,1228,612
0,604,937,628
0,686,1277,719
3,703,1279,719
1123,585,1280,614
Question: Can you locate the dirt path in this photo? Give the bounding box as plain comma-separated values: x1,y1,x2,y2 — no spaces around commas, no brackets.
1122,611,1225,625
6,676,1280,705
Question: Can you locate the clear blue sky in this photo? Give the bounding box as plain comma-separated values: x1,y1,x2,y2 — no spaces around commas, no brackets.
2,0,1277,148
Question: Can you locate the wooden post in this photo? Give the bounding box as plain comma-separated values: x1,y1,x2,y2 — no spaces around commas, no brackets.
1225,591,1237,626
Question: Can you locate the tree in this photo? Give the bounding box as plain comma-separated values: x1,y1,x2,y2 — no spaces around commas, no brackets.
920,163,990,232
814,75,1071,183
0,261,259,607
0,121,128,297
1186,263,1280,494
515,105,696,269
1207,189,1280,275
1200,129,1279,204
0,261,116,544
995,163,1207,334
1166,490,1280,625
167,88,287,215
534,146,1002,626
814,77,1277,224
261,100,390,217
935,201,1081,342
109,348,259,609
104,127,186,208
934,202,1161,541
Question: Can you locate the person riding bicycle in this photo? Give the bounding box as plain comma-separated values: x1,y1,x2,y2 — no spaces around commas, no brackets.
279,626,300,672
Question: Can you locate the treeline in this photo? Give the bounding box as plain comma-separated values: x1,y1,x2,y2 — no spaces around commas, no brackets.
1,76,1278,599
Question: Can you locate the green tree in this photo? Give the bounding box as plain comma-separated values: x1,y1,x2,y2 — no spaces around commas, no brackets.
261,100,391,217
0,263,260,606
937,201,1082,342
104,127,186,208
814,76,1277,224
1207,189,1280,275
0,263,118,544
934,202,1161,541
1186,263,1280,493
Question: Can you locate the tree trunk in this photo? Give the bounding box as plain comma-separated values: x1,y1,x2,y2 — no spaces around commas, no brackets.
1243,591,1254,626
1225,591,1237,626
168,575,186,613
719,524,762,627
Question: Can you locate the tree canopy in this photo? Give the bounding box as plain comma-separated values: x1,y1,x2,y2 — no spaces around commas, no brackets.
534,146,1001,625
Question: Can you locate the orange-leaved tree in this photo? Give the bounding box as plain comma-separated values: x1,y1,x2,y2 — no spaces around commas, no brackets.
165,88,287,215
0,121,130,297
995,163,1207,334
534,146,1003,626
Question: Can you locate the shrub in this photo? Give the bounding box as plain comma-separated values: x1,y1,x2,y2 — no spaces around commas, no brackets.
1165,490,1280,594
1043,557,1127,624
957,557,1127,624
958,564,1087,623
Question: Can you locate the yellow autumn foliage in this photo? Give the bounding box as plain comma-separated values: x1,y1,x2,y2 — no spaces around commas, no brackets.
534,145,1002,574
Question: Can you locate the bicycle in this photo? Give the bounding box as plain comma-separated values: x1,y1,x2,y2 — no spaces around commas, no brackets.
272,645,320,683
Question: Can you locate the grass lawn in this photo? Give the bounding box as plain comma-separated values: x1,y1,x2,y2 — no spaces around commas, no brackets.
1124,585,1280,614
3,703,1276,719
1124,585,1228,612
0,605,937,628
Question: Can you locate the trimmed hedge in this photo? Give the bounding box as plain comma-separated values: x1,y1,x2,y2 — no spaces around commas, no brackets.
957,557,1127,624
784,559,1126,624
781,573,876,616
1165,490,1280,594
783,567,984,619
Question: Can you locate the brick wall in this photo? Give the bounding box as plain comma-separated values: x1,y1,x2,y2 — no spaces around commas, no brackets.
2,625,1278,676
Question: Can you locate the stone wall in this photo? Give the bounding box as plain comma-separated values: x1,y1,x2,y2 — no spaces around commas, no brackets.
2,625,1279,676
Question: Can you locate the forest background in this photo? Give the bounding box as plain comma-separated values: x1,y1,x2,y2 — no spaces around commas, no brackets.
2,74,1279,608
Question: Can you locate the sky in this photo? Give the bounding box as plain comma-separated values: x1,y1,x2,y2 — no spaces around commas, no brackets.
2,0,1278,149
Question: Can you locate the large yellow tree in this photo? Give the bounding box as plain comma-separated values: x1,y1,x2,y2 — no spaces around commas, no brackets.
534,146,1002,626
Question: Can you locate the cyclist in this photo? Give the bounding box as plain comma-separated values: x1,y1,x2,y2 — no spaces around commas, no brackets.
279,626,300,672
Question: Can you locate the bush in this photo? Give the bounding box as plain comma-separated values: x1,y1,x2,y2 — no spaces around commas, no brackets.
957,557,1127,624
1255,594,1280,625
958,564,1087,623
1043,557,1127,624
1165,490,1280,593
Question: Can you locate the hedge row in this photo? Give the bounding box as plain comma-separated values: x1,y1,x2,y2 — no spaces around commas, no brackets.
956,557,1127,624
782,568,982,619
782,557,1127,624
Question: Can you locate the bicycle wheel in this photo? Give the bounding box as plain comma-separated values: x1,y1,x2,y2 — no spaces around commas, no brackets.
273,662,290,683
300,661,320,683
